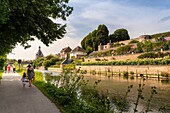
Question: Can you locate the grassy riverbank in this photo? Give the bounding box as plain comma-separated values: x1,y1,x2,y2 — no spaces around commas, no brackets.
33,71,122,113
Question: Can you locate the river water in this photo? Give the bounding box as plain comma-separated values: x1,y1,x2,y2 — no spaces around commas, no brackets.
83,74,170,113
39,69,170,113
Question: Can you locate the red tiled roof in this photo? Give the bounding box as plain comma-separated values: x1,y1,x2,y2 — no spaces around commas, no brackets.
60,46,72,53
71,46,85,52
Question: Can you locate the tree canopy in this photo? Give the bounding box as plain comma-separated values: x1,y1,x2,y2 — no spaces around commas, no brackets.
110,28,130,42
81,25,130,53
0,0,73,55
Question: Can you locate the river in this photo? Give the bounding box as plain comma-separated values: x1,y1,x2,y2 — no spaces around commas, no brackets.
83,74,170,113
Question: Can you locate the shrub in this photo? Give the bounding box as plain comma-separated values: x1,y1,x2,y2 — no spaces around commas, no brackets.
129,40,139,44
130,71,134,75
95,58,101,61
160,72,170,77
123,71,128,77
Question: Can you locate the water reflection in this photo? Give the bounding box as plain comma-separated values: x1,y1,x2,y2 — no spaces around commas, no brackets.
161,79,170,84
83,74,170,113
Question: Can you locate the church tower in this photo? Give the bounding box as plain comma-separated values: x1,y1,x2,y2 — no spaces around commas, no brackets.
35,46,44,59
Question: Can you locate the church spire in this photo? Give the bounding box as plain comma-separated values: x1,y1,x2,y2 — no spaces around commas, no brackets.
35,46,44,59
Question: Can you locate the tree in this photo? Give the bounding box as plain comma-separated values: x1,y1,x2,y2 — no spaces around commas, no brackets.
94,24,109,50
112,28,130,42
0,55,7,70
81,32,93,50
86,46,93,55
34,57,45,67
45,54,55,60
0,0,73,55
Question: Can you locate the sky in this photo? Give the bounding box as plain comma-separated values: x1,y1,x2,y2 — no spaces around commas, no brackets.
7,0,170,60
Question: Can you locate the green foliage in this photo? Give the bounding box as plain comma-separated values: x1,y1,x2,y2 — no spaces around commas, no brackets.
45,54,56,60
34,55,61,69
16,69,26,76
0,55,7,70
138,52,170,59
43,60,51,69
81,25,130,53
34,71,43,81
143,41,153,52
129,40,139,44
81,58,170,66
34,57,45,67
112,28,130,42
81,24,109,51
112,42,122,47
0,0,73,55
133,39,170,53
134,79,145,113
95,24,109,45
86,46,93,55
151,32,170,39
160,72,170,77
123,71,128,77
50,64,60,68
145,87,157,113
63,64,75,70
89,50,113,57
115,45,131,55
0,70,4,79
117,85,133,112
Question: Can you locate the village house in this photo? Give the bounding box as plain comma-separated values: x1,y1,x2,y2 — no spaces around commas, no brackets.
59,46,72,59
70,46,86,59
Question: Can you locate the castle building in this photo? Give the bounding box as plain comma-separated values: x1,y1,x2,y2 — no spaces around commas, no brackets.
35,46,44,59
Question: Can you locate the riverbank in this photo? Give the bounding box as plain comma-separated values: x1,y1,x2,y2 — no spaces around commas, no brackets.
76,65,170,76
48,67,62,73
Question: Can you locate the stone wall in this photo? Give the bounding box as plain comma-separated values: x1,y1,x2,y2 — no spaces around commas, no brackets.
76,65,170,75
85,53,141,62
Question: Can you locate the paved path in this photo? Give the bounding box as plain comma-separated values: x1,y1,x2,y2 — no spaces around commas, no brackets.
0,73,61,113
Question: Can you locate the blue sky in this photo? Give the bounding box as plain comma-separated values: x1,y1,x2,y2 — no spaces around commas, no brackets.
8,0,170,60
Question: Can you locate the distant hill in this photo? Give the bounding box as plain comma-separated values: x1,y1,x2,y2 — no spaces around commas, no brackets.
151,31,170,38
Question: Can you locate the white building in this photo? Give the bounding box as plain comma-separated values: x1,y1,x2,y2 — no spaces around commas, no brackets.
70,46,86,59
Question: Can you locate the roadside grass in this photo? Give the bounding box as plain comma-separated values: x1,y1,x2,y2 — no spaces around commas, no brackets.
16,69,26,76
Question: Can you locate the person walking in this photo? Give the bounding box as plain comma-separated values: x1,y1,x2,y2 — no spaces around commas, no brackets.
13,65,16,73
27,64,34,87
7,65,11,73
21,72,28,88
4,65,7,73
